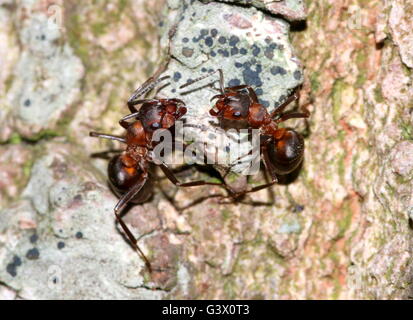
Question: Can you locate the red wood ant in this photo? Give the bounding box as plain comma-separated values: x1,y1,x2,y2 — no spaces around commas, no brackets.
180,69,310,198
90,75,224,272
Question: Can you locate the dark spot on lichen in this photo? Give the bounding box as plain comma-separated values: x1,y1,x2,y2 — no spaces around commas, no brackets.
240,48,247,55
200,29,208,36
229,35,240,46
172,89,176,93
201,67,207,72
224,146,230,152
218,36,226,44
261,100,270,108
228,79,241,87
24,99,31,107
182,37,189,43
251,45,261,56
40,34,46,41
218,49,229,57
231,47,239,55
173,72,182,82
264,48,274,59
14,256,21,266
243,61,251,68
26,248,40,260
6,255,22,277
6,264,17,277
182,47,194,57
255,88,263,96
242,64,263,87
30,234,38,244
75,231,83,239
211,29,218,37
235,62,243,68
73,194,82,202
271,66,287,76
158,21,164,27
57,241,65,250
211,51,216,57
270,43,278,50
205,37,213,47
294,70,302,80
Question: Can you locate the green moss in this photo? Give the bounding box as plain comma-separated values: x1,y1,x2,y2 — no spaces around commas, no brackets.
337,201,353,239
5,74,14,92
223,279,237,299
337,153,346,185
400,121,413,140
355,73,366,88
374,86,384,103
221,209,231,221
24,130,60,143
331,79,346,122
91,22,108,36
9,133,22,145
225,172,241,183
332,277,342,300
310,72,321,92
23,159,34,178
65,11,91,67
1,132,22,145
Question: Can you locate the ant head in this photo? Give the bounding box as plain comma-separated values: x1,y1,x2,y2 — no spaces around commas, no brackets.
138,99,187,133
108,153,142,192
209,91,250,121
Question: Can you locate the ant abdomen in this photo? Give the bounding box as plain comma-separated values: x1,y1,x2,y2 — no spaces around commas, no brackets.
268,129,304,175
108,154,153,203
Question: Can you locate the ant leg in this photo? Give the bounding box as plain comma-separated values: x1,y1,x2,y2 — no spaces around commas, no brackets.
127,99,161,113
276,111,309,123
224,85,259,103
113,174,152,272
89,132,126,143
159,162,224,187
217,69,225,94
118,112,141,128
225,85,249,91
231,144,278,197
270,90,300,118
276,100,310,123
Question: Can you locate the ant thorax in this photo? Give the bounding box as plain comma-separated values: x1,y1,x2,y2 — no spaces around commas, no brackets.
125,120,151,148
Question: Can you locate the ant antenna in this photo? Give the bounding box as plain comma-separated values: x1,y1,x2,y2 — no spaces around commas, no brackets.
90,132,126,143
179,69,225,93
128,76,171,103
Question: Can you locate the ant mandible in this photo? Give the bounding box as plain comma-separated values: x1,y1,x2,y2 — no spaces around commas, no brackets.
90,75,224,272
180,69,310,198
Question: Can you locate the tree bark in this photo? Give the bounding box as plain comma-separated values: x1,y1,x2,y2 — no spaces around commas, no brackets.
0,0,412,300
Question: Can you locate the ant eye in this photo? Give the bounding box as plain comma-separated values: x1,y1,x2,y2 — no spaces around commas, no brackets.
233,111,241,117
151,122,160,129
